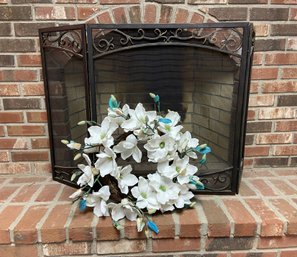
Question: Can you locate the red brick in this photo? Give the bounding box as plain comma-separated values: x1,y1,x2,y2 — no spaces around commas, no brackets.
96,11,113,23
31,162,52,174
244,146,270,157
41,204,72,243
231,252,276,257
206,237,254,251
288,38,297,50
248,95,274,107
247,110,256,121
0,151,9,162
10,176,46,184
253,24,269,37
201,199,230,237
14,205,48,244
281,250,297,257
112,7,127,23
274,145,297,156
282,67,297,79
269,180,297,195
179,208,201,238
27,111,47,123
129,6,141,23
258,236,297,249
11,184,41,202
42,242,92,256
223,199,257,237
0,186,19,202
0,112,23,123
262,81,297,93
159,5,173,23
243,158,253,167
56,0,97,2
124,219,146,239
152,238,200,252
256,133,292,145
249,82,259,93
0,163,31,174
36,184,62,202
144,4,157,23
0,138,27,149
96,216,120,241
78,7,100,20
7,125,45,136
17,54,41,67
0,205,24,244
31,138,49,149
97,239,146,254
150,213,175,239
271,0,296,4
259,107,295,120
190,12,204,23
252,52,263,65
0,84,19,96
0,245,38,257
22,83,45,96
265,53,297,65
11,151,49,162
238,181,257,197
246,199,284,237
0,126,4,137
69,207,94,241
276,121,297,132
175,9,189,23
35,6,76,20
270,199,297,235
251,67,278,80
252,179,277,196
0,70,38,82
101,0,139,3
59,185,76,201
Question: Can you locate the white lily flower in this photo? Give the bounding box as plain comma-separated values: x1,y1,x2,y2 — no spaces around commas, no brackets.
121,103,157,133
177,131,199,159
148,173,179,205
110,198,138,221
158,156,197,185
114,165,138,194
66,140,81,150
85,186,111,217
95,147,117,177
108,104,130,125
131,177,159,210
158,110,183,139
113,134,142,163
84,117,118,150
175,184,194,209
77,154,98,187
144,134,176,162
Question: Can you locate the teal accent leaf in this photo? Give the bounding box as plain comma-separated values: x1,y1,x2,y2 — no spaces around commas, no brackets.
147,220,159,234
189,176,205,190
108,95,120,110
154,95,160,103
195,146,212,154
79,199,87,212
159,118,172,124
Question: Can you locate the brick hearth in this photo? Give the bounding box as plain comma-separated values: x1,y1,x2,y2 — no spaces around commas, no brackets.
1,168,297,257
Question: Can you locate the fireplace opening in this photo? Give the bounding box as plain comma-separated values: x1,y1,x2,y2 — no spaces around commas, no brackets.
40,23,254,194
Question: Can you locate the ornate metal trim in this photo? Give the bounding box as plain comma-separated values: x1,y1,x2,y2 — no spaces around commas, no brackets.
41,30,83,58
92,27,243,62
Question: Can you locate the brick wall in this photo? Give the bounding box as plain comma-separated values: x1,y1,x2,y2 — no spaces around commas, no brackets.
0,0,296,174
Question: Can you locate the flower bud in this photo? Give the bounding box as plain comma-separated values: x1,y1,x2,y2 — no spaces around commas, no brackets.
73,153,82,161
61,139,69,145
77,120,87,125
149,92,156,99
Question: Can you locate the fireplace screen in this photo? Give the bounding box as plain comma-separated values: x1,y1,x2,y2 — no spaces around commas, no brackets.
40,23,254,194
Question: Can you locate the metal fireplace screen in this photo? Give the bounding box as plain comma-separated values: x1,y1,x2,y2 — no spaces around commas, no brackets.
39,23,254,194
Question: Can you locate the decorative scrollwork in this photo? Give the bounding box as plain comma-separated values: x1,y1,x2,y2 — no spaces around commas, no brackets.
41,30,83,57
199,169,232,191
92,27,243,59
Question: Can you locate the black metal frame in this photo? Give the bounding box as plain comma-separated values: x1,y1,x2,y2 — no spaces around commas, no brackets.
39,23,254,194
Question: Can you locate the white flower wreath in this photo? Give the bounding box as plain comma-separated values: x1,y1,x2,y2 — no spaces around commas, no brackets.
62,93,211,235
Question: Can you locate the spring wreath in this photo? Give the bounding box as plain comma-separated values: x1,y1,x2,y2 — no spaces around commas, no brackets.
62,93,211,235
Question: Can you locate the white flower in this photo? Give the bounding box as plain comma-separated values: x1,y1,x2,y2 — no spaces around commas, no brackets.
66,141,81,150
114,165,138,194
84,117,118,149
108,104,129,126
158,156,197,185
131,177,159,210
177,131,199,159
148,173,179,205
85,186,111,217
77,154,98,187
95,147,117,177
175,184,194,209
158,110,183,138
110,198,138,221
121,103,156,133
144,134,176,162
113,134,142,163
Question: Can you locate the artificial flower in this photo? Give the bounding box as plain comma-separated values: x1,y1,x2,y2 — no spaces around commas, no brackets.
66,140,81,150
174,184,194,208
110,198,138,221
113,134,142,163
158,110,183,138
108,104,130,125
177,131,199,159
77,154,98,187
95,147,117,177
114,165,138,194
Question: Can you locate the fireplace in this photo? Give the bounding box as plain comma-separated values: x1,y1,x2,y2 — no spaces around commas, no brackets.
39,23,254,194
